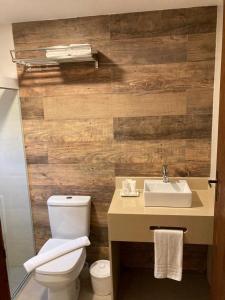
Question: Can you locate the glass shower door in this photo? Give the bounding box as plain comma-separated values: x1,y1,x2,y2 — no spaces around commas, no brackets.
0,88,35,298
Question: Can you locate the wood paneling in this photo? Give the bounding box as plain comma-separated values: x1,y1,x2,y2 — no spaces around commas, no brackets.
114,115,212,140
47,119,113,144
106,35,187,65
20,97,44,120
29,185,114,205
187,32,216,62
28,164,114,187
111,61,214,93
110,6,217,40
187,88,214,114
185,139,211,162
44,92,187,120
13,6,216,267
115,161,211,177
19,65,113,94
48,140,185,165
23,120,48,163
13,15,110,45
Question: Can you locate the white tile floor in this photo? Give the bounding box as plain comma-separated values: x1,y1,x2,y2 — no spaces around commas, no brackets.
16,267,111,300
8,265,27,296
16,267,209,300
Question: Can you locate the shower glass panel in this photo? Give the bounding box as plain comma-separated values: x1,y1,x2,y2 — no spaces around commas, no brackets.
0,88,35,298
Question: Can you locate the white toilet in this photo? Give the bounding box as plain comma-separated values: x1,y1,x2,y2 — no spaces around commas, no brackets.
34,195,91,300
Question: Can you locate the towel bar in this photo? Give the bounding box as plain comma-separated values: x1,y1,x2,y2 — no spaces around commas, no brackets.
149,226,187,233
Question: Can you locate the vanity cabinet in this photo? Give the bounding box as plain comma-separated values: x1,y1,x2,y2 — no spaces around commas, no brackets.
108,177,214,300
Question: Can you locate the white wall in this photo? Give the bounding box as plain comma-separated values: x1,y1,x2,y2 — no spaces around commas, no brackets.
210,4,224,179
0,24,35,270
0,24,18,89
0,0,222,23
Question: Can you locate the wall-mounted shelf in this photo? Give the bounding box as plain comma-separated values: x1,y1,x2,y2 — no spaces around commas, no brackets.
10,44,98,71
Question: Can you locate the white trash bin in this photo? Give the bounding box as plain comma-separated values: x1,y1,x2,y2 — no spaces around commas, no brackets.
90,260,111,296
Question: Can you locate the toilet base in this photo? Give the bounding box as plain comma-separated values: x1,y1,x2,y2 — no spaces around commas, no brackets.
48,278,80,300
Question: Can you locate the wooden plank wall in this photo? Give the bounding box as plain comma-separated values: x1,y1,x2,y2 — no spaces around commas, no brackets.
13,6,216,267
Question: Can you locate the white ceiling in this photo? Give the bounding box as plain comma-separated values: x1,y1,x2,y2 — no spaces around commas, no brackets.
0,0,222,24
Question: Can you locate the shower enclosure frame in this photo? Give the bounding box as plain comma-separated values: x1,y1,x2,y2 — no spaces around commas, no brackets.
0,82,18,300
0,80,35,299
0,219,10,300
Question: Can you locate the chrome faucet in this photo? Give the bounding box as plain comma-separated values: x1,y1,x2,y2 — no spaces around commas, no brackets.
162,164,169,183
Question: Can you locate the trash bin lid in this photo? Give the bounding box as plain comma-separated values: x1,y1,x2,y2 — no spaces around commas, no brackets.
90,260,110,278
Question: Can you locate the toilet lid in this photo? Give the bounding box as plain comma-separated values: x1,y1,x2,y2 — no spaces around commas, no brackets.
35,238,85,275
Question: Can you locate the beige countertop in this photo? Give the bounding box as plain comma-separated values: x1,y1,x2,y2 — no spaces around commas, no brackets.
109,177,214,217
108,177,215,245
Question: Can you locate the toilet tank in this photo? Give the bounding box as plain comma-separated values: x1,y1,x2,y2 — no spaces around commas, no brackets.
47,195,91,239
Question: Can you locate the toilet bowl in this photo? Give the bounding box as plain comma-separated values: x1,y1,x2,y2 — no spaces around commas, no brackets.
34,238,86,300
33,195,91,300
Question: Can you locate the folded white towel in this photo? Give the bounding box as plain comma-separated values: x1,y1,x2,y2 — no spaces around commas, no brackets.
154,229,183,281
24,236,90,274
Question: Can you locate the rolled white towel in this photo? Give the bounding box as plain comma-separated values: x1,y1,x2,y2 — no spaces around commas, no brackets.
45,45,69,58
45,44,92,58
24,236,90,274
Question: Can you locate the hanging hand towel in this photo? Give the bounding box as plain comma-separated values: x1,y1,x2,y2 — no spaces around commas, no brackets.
24,236,90,274
154,229,183,281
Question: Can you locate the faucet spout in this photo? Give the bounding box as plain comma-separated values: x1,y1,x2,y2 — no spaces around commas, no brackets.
162,164,169,183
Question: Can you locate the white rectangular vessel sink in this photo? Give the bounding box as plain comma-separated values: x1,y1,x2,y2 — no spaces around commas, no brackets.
144,179,192,208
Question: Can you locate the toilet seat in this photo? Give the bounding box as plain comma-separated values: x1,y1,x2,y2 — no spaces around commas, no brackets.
35,238,85,275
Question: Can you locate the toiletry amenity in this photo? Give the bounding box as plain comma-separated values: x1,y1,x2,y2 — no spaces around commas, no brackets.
121,179,139,196
24,236,90,273
122,179,136,193
154,229,183,281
